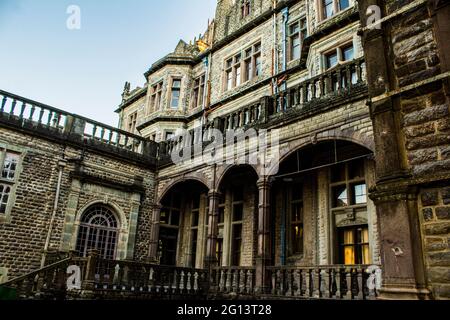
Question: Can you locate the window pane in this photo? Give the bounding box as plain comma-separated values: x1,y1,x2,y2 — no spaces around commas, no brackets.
291,183,303,201
332,185,348,207
326,52,338,69
192,211,199,227
324,0,334,18
342,45,354,61
172,80,181,88
349,159,365,179
233,203,243,221
160,210,168,224
340,0,350,10
290,23,299,35
255,55,262,76
171,89,180,108
218,206,225,224
2,153,19,180
235,66,241,86
231,224,242,266
0,184,11,214
291,223,303,254
292,35,301,60
352,183,367,204
331,163,346,182
171,210,180,226
291,202,303,222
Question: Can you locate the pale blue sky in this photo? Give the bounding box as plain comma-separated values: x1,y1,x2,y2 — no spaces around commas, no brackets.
0,0,217,126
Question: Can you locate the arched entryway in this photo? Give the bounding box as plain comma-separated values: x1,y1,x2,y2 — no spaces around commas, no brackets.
214,165,259,267
158,180,209,267
270,139,378,266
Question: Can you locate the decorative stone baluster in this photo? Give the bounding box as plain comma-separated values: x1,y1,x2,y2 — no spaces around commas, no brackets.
219,270,225,292
345,268,352,300
295,269,301,296
172,270,178,293
29,105,35,121
194,272,199,292
10,99,17,114
226,269,232,293
313,268,320,298
322,269,330,298
239,270,245,293
304,269,310,297
357,268,364,300
186,272,192,293
0,96,7,113
335,268,342,299
179,271,185,292
19,102,26,119
246,270,253,294
232,270,239,293
286,269,293,296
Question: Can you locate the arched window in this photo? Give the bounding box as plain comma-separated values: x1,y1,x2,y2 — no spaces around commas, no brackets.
75,205,119,260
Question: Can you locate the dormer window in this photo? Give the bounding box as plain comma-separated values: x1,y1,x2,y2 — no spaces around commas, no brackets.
241,0,251,18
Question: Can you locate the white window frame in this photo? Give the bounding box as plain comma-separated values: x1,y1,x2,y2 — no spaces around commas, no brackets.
0,146,23,224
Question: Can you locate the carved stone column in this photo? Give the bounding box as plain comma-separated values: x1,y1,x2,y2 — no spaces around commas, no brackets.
255,177,272,294
148,203,162,263
357,0,431,299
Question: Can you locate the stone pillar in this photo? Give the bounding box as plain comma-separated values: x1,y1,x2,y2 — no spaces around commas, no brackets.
357,0,431,299
82,249,99,291
204,190,221,268
428,0,450,96
255,177,272,294
148,203,162,263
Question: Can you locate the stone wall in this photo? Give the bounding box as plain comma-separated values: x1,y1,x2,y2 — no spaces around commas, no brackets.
0,126,155,279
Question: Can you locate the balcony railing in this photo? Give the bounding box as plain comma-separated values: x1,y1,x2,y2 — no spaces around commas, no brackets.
0,90,157,162
210,266,256,296
1,250,379,300
267,265,377,300
270,58,366,117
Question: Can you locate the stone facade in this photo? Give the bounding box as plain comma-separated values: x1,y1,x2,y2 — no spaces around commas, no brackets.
0,0,449,300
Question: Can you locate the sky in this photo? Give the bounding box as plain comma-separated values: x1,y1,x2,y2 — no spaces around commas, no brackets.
0,0,217,126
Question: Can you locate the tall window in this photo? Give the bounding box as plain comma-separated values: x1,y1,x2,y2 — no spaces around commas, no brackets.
241,0,251,18
289,183,304,255
190,195,200,268
127,112,137,133
170,78,182,109
159,193,181,266
321,0,350,20
0,151,20,216
192,75,206,109
75,205,119,260
330,159,370,265
230,187,244,266
216,195,225,266
225,42,262,91
288,18,307,61
150,81,163,111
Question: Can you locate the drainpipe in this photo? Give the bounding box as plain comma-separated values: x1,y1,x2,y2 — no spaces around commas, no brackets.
281,7,289,95
40,158,67,268
201,53,212,128
271,0,278,95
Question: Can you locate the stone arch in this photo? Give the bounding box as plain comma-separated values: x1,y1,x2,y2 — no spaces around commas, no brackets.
267,128,375,176
157,172,212,204
215,163,260,190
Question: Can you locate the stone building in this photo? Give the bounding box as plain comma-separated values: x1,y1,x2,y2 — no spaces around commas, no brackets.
0,0,449,300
